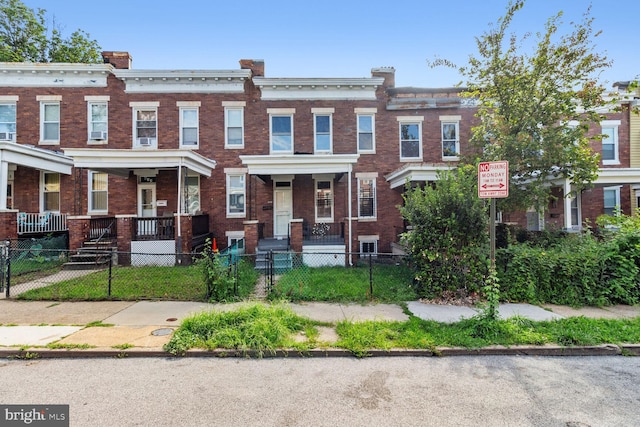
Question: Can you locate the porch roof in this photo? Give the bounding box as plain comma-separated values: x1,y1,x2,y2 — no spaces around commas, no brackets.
62,148,217,177
385,163,457,189
0,141,73,174
239,154,359,175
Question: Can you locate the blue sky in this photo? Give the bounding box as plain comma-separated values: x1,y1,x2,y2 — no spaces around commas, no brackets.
25,0,640,88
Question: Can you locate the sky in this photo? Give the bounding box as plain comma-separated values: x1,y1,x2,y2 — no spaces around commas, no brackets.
22,0,640,88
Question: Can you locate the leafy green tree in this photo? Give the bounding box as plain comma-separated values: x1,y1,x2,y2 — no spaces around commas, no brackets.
399,165,489,298
0,0,101,63
454,1,611,212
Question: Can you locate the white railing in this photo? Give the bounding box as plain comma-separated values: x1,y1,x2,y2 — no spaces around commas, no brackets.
17,212,68,234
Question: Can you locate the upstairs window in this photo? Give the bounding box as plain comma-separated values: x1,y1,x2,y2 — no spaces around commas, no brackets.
88,102,108,142
131,102,159,148
601,120,620,165
225,105,244,148
399,119,422,160
41,102,60,143
180,107,199,147
313,109,333,153
357,114,375,153
0,102,17,141
89,171,108,213
441,117,460,159
270,113,293,153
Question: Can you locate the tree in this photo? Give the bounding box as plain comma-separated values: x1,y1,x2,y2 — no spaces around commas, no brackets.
399,165,489,298
0,0,101,63
456,1,611,212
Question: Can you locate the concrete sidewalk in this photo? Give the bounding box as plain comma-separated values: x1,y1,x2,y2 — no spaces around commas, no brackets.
0,299,638,356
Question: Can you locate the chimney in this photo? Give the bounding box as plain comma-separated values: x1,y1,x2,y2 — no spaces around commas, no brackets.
102,51,132,69
240,59,265,77
371,67,395,88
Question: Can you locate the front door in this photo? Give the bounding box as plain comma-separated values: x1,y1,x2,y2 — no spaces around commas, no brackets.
137,182,157,235
274,181,292,238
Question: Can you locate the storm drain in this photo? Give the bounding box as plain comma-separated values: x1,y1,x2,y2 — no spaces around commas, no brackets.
151,328,174,336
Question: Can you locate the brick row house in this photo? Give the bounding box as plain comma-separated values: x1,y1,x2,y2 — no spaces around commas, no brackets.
0,51,638,266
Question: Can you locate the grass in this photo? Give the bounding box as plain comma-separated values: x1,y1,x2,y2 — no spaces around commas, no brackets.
269,263,417,303
16,261,259,302
164,302,640,357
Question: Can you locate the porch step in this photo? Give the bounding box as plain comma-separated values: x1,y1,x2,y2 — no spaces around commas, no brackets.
62,243,115,271
254,250,293,274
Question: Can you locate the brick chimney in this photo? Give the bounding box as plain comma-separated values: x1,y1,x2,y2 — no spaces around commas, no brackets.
371,67,395,88
102,51,132,69
240,59,265,77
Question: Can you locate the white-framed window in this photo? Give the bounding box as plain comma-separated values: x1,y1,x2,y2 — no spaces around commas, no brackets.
269,110,294,154
570,194,581,230
226,173,246,217
130,102,159,148
224,102,245,148
357,175,377,219
359,235,379,257
40,101,60,144
226,231,245,250
357,112,375,153
6,180,13,209
398,117,423,160
41,172,60,212
601,120,620,165
603,186,621,216
86,96,109,142
315,178,333,222
180,107,199,147
441,116,460,159
183,175,200,214
313,108,333,153
0,98,17,141
88,171,108,213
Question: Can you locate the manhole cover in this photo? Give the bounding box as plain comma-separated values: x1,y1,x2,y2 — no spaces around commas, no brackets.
151,328,174,336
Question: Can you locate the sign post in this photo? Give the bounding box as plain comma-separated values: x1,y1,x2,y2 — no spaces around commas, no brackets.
478,161,509,269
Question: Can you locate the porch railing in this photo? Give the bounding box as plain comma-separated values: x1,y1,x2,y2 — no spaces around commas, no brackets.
17,212,67,235
303,221,345,245
89,217,117,242
133,217,175,241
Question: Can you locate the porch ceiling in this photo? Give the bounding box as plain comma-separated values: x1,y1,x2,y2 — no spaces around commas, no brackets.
239,154,359,175
0,141,73,174
385,163,456,189
62,148,217,177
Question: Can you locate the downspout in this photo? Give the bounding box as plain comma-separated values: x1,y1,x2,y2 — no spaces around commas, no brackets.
348,164,353,266
176,161,183,261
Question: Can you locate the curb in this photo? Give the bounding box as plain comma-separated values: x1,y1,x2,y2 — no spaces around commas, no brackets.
0,344,635,359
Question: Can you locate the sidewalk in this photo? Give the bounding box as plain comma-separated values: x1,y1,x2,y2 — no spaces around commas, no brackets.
0,299,638,357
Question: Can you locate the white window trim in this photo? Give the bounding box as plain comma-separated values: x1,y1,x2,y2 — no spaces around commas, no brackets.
357,113,376,154
398,117,423,161
182,174,201,214
441,118,460,160
226,172,246,218
269,112,294,154
40,172,60,213
87,101,108,144
131,104,158,148
224,106,245,148
314,177,334,222
0,101,17,141
601,120,621,165
314,112,333,154
226,230,245,249
88,170,108,214
603,186,621,217
357,176,377,220
359,235,379,257
179,106,199,148
39,101,60,145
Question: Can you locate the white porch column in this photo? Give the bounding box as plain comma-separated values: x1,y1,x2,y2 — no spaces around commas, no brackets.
0,152,8,210
563,179,572,230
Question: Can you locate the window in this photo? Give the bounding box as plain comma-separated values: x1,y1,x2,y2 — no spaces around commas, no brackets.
225,106,244,148
131,102,159,147
358,177,376,219
180,108,199,147
41,102,60,143
0,102,16,141
313,109,333,153
315,179,333,221
441,118,460,159
601,120,620,165
357,114,375,153
6,181,13,209
88,102,108,141
227,174,246,217
89,171,108,213
359,237,378,257
226,231,245,250
570,195,580,229
399,120,422,160
270,114,293,153
603,187,620,216
183,175,200,214
42,172,60,212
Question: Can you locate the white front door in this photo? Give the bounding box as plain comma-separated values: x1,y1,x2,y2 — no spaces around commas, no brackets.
274,181,292,238
138,183,157,235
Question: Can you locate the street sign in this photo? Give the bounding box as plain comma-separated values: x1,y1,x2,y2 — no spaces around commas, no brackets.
478,161,509,198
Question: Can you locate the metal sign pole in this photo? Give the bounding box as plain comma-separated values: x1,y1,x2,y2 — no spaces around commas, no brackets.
490,198,496,270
